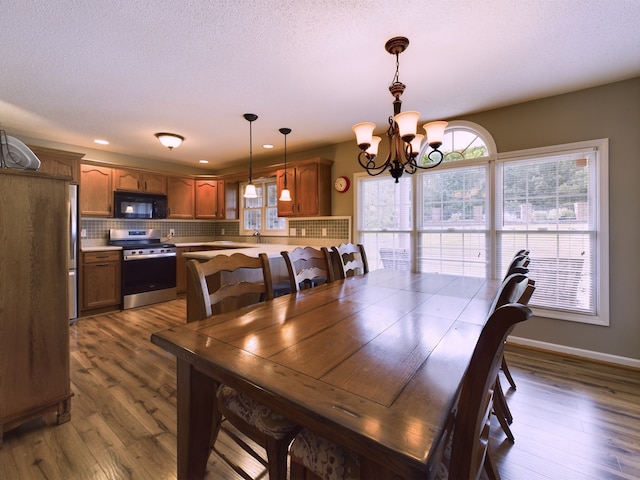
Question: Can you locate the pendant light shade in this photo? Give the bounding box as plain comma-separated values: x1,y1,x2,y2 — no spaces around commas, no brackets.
243,113,258,199
279,127,292,202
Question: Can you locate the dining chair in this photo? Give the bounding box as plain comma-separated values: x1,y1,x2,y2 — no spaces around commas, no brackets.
500,252,531,390
186,254,299,480
288,303,533,480
281,246,334,293
487,272,536,442
332,243,369,279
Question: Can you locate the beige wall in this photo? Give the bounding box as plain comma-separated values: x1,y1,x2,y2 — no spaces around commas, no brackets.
327,77,640,362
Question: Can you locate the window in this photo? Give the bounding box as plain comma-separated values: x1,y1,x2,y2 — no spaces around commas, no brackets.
355,122,608,325
240,179,287,235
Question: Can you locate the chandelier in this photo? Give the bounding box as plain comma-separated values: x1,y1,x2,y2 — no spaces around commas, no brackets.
352,36,448,183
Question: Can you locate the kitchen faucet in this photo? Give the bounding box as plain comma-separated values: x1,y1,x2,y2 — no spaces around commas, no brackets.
253,230,261,243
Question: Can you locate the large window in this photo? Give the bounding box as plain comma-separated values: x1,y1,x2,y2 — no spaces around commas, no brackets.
356,122,609,325
240,179,287,235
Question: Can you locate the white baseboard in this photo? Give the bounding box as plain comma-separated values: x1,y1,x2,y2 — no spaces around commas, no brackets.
507,336,640,369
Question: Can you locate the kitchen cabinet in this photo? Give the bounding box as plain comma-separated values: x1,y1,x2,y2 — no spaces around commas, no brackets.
195,179,225,219
80,250,121,312
167,176,195,219
113,168,167,194
0,170,72,445
80,163,113,216
277,158,332,217
177,246,214,293
30,145,84,183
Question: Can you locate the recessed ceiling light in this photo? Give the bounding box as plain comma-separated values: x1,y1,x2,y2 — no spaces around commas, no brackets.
94,139,109,145
198,159,209,164
262,144,274,149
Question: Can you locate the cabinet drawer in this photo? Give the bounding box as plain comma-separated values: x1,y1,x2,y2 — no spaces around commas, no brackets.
83,251,121,263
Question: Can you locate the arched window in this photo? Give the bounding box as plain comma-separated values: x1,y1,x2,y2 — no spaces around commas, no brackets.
419,120,496,163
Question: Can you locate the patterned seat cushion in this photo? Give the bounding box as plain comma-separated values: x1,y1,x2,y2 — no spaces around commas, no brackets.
289,429,360,480
217,385,298,439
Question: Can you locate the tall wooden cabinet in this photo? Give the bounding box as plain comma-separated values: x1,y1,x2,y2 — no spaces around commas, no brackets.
277,158,332,217
167,176,195,219
0,170,72,446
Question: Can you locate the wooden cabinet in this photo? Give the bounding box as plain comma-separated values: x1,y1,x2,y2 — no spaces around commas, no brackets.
277,158,332,217
80,250,121,312
80,164,113,216
113,168,167,194
195,179,225,219
0,170,72,445
30,145,84,183
167,176,195,219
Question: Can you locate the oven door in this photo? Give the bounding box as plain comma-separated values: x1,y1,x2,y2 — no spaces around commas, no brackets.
122,254,177,296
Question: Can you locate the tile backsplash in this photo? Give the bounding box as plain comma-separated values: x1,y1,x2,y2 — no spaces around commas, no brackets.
80,216,351,246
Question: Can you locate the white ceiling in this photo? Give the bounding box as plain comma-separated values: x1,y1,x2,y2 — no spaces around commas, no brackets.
1,0,639,171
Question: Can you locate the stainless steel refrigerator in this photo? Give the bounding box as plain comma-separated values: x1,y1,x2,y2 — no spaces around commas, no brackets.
68,184,78,322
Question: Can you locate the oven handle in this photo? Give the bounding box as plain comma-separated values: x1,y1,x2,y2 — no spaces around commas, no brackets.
123,252,177,261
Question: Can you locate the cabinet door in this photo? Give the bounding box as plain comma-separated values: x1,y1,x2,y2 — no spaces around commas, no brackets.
142,173,167,194
30,146,82,183
295,163,319,216
195,180,218,219
167,176,195,218
113,168,141,191
81,164,113,216
81,252,121,310
277,169,296,217
216,180,226,219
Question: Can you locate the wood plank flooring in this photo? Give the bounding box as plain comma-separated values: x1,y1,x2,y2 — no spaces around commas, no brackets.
1,298,638,479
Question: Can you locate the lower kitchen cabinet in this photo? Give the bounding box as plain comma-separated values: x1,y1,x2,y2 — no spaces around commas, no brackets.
80,250,122,313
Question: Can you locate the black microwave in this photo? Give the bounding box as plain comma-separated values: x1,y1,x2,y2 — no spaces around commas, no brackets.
114,191,168,219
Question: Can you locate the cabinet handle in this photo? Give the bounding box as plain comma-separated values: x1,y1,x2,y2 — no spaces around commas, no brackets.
95,255,110,259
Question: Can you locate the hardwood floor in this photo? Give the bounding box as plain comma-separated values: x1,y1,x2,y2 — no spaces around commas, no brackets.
1,299,638,479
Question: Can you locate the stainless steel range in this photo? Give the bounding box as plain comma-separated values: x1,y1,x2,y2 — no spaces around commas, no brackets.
109,229,177,309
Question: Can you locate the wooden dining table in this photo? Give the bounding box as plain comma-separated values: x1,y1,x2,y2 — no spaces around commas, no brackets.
151,269,501,480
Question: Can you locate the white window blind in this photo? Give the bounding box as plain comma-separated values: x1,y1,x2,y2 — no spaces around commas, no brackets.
417,164,489,277
496,148,597,316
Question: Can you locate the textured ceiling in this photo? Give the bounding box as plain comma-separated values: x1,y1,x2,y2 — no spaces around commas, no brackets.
1,0,639,171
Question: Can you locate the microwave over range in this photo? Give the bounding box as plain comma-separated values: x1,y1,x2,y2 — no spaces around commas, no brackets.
114,191,168,219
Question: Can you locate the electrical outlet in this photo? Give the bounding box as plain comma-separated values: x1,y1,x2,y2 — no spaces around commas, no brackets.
301,228,306,236
221,228,225,235
289,228,296,236
169,228,175,237
80,229,87,238
322,228,327,236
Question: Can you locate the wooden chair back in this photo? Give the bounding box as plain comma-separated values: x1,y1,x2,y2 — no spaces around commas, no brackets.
332,243,369,279
281,246,334,293
504,254,530,278
448,303,533,479
489,272,536,314
186,252,273,321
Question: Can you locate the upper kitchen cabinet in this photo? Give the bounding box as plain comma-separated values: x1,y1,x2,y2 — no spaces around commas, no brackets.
167,176,195,219
112,168,167,194
195,179,225,219
30,145,84,183
81,163,113,217
277,158,332,217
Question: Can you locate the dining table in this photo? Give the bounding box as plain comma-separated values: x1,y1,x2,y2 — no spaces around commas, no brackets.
151,269,501,479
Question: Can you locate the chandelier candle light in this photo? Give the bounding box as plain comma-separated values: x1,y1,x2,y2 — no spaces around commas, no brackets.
352,36,448,183
243,113,258,199
279,127,292,201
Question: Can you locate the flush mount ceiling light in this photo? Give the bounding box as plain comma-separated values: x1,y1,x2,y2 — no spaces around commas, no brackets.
243,113,258,199
278,127,292,202
352,36,448,183
154,132,184,150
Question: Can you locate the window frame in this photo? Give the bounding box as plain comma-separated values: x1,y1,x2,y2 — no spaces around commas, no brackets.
239,178,288,236
355,122,609,326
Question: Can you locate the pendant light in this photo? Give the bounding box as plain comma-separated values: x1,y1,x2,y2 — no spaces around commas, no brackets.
243,113,258,199
279,127,292,201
